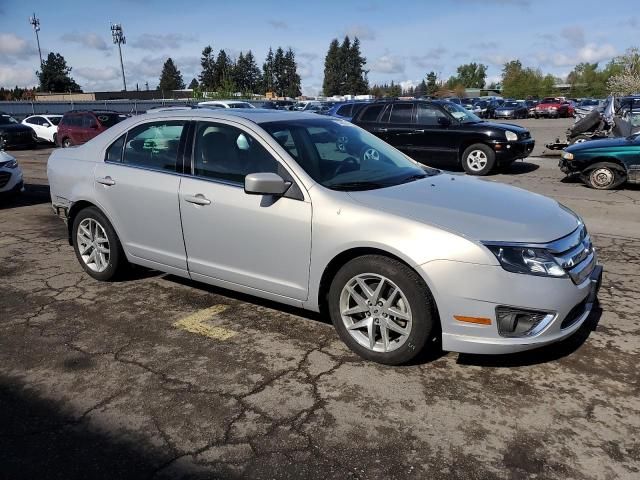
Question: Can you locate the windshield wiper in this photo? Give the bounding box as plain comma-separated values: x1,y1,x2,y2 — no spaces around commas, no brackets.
398,173,428,184
328,181,389,191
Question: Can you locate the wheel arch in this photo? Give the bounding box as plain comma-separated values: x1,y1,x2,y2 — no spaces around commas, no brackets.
458,138,491,162
66,200,123,249
317,247,440,323
581,157,627,174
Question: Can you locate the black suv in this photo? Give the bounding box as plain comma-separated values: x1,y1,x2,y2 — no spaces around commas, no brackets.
352,100,535,175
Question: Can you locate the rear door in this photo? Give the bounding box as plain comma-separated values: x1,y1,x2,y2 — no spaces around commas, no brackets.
379,103,416,155
354,104,386,135
93,120,189,274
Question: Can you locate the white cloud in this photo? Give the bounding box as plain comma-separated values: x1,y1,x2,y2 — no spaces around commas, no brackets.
371,54,405,74
130,33,198,50
61,32,109,51
343,24,376,41
537,43,616,67
560,26,585,48
0,33,37,61
0,66,38,88
400,79,418,91
267,20,289,30
75,66,121,81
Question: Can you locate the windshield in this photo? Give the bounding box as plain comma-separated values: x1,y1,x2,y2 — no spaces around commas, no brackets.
441,102,482,123
476,101,488,108
541,97,557,104
262,118,437,190
580,99,599,106
0,115,19,125
503,101,519,108
229,102,253,109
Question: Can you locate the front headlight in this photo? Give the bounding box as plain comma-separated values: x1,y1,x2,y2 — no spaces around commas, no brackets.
562,152,574,160
505,131,518,141
0,159,18,169
484,244,566,277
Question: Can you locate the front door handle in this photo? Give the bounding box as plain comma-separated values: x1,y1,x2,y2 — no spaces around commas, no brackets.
96,176,116,186
376,127,388,133
184,193,211,206
413,129,425,134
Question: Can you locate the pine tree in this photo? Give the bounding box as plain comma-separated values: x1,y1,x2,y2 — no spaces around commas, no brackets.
214,50,233,90
426,71,438,95
283,48,301,98
345,37,368,94
244,51,262,94
338,36,351,93
199,45,216,91
234,52,247,91
322,39,341,96
158,58,185,91
188,78,199,89
262,47,275,94
37,52,82,93
273,47,286,96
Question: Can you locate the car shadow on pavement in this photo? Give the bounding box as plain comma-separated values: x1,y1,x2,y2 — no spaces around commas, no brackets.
0,183,50,210
0,375,184,480
455,304,603,368
502,161,539,175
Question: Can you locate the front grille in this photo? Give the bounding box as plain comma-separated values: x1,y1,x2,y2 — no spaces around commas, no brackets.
0,171,11,188
561,297,588,329
547,225,595,285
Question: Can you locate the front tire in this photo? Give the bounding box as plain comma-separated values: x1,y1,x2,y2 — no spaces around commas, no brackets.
328,255,437,365
584,164,626,190
72,207,127,281
461,143,495,176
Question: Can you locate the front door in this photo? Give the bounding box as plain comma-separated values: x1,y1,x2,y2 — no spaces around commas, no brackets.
93,120,188,273
411,103,459,166
179,121,312,300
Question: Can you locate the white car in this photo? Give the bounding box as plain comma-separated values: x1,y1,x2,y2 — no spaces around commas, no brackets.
22,115,62,143
0,149,24,196
197,100,255,109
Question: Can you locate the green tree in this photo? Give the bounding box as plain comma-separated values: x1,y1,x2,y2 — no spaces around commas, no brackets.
344,37,369,94
36,52,81,93
273,47,286,96
262,47,275,94
449,62,487,88
188,78,199,89
198,45,216,91
322,39,342,96
214,49,233,90
283,48,301,98
426,71,438,95
158,57,185,91
607,47,640,95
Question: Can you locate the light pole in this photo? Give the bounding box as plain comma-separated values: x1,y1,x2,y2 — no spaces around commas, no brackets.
110,23,127,91
29,13,43,68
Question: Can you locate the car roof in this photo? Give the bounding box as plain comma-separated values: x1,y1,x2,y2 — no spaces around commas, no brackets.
136,108,324,125
198,100,251,106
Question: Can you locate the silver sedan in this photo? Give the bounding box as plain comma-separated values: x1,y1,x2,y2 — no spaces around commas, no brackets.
47,109,602,364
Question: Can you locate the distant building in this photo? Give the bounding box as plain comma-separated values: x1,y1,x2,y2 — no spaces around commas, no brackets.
35,90,193,102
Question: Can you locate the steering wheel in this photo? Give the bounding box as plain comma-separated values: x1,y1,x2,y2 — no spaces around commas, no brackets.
360,146,393,165
333,156,360,176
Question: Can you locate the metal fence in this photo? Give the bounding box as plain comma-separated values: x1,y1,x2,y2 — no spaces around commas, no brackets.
0,99,259,120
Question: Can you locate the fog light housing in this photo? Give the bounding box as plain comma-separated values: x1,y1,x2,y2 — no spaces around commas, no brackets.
495,307,554,337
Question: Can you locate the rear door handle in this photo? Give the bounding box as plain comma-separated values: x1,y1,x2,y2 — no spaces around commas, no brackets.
96,176,116,186
376,128,388,133
413,129,425,134
184,193,211,206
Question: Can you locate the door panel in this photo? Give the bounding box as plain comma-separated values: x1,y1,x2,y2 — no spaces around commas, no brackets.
180,178,311,299
412,104,459,166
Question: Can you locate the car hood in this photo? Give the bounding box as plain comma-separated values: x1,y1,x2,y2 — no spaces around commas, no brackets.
537,103,561,108
466,121,529,134
0,124,33,133
566,136,637,152
347,174,579,243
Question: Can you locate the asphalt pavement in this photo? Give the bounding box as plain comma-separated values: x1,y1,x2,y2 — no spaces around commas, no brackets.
1,118,639,479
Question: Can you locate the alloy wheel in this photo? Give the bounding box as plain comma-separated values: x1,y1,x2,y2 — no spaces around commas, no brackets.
77,218,110,272
466,150,488,172
339,273,412,353
363,148,380,162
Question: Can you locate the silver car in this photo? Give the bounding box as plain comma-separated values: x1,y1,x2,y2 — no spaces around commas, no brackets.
0,148,24,196
47,110,602,365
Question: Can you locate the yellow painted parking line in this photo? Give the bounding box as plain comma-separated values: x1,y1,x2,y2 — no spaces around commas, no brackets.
173,304,236,340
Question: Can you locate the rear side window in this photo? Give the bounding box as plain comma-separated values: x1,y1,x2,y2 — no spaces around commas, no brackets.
360,104,384,122
336,104,352,116
95,113,122,128
121,121,186,172
105,134,126,163
82,114,97,128
389,104,413,123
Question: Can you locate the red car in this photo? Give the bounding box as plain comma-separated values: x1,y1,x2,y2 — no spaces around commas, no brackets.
534,97,575,118
56,110,123,148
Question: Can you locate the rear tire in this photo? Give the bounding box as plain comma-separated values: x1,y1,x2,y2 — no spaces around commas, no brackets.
461,143,496,176
52,133,57,145
62,137,72,148
72,207,127,281
328,255,437,365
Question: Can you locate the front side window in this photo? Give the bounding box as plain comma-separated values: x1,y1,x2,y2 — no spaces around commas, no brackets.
263,118,436,191
416,104,447,126
441,102,482,123
192,122,280,184
121,121,185,171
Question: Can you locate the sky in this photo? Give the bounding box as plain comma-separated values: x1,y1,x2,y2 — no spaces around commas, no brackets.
0,0,638,95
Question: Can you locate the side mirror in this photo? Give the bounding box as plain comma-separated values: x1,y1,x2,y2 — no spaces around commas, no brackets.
244,172,290,196
438,116,451,127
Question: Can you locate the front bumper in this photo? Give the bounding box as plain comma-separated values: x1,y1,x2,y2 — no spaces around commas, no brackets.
558,158,581,174
536,109,558,117
0,168,24,193
492,138,535,163
420,260,602,354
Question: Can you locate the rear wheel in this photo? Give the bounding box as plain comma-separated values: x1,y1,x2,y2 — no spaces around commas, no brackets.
462,143,495,176
584,164,626,190
328,255,437,365
62,137,72,148
72,207,127,281
52,133,57,145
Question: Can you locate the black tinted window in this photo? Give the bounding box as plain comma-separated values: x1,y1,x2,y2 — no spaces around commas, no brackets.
122,121,185,172
336,104,352,116
360,105,384,122
389,104,413,123
192,122,279,184
416,104,447,126
105,134,126,163
96,113,122,128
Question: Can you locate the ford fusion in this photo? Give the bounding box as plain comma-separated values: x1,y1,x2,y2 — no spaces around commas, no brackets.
47,109,602,365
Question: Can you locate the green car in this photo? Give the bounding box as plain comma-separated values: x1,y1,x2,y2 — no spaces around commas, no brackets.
559,134,640,189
